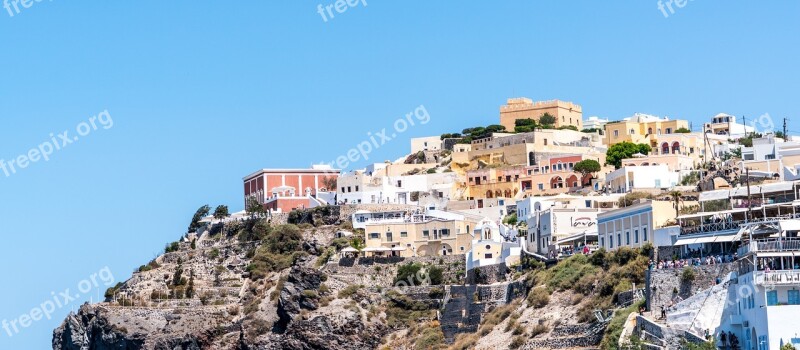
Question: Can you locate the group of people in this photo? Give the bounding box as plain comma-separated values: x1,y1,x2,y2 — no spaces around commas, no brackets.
651,254,736,270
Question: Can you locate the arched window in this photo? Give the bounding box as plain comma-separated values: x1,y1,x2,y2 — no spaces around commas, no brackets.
566,175,579,187
661,142,669,155
528,152,536,166
486,190,493,198
672,141,680,154
550,176,564,189
495,190,502,198
647,127,653,134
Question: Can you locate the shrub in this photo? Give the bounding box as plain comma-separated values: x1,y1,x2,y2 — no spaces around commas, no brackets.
681,267,696,283
509,336,526,349
427,266,444,285
413,326,445,350
395,263,424,286
530,323,548,337
527,288,550,308
164,241,180,254
338,284,363,299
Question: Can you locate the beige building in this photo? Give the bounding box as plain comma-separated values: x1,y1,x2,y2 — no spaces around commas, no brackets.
604,113,689,147
597,200,677,251
363,217,477,257
499,98,583,131
410,136,443,153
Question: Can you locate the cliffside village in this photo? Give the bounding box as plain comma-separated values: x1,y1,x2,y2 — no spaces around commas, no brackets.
237,98,800,349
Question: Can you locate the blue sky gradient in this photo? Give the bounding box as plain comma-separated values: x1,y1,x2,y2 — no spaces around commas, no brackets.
0,1,798,348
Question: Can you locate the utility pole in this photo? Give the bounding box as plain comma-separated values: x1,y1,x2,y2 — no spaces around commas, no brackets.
742,115,747,138
783,117,788,142
745,167,752,223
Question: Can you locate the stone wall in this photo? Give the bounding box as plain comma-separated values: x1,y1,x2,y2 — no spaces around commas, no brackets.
466,263,508,285
646,263,736,312
323,254,466,288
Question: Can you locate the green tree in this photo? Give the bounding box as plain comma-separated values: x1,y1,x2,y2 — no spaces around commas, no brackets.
669,190,683,218
427,266,444,285
185,270,195,298
539,113,556,126
246,197,265,218
188,205,211,233
606,142,651,169
515,118,537,127
349,235,366,252
485,124,506,133
573,159,601,183
675,127,691,133
395,262,424,286
781,343,797,350
213,205,230,221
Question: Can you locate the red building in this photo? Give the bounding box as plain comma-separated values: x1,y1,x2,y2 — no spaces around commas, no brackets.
243,165,340,213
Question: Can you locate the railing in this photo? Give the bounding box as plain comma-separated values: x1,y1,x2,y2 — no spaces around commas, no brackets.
755,270,800,286
680,220,743,235
740,238,800,257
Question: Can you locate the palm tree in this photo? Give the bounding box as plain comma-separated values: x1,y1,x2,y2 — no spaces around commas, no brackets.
669,190,683,218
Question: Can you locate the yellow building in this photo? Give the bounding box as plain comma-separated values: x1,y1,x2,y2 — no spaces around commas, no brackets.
363,217,477,257
604,113,689,147
499,98,583,131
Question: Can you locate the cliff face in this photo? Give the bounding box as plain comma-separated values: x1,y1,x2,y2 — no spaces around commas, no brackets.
53,305,147,350
51,222,390,350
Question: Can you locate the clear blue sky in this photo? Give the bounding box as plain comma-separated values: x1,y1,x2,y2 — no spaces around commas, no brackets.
0,1,798,348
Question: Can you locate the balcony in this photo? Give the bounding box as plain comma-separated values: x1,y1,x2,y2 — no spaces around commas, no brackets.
738,238,800,256
754,270,800,286
680,220,743,235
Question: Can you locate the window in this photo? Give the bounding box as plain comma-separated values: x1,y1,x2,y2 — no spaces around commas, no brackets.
423,230,429,237
767,290,778,306
789,290,800,305
341,187,345,192
626,231,630,245
441,229,450,236
634,229,639,243
369,232,379,239
657,128,661,135
614,130,619,138
538,183,544,190
400,231,408,238
347,186,351,192
666,128,672,134
355,186,359,192
460,246,464,251
544,139,548,145
617,233,622,247
629,128,635,135
585,200,591,208
600,237,605,248
485,253,493,259
643,227,648,241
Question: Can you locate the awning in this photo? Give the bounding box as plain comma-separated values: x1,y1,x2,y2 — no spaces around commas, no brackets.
340,247,359,253
713,235,739,242
556,231,598,245
674,237,698,246
699,189,731,202
674,234,738,245
779,220,800,232
390,246,407,251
